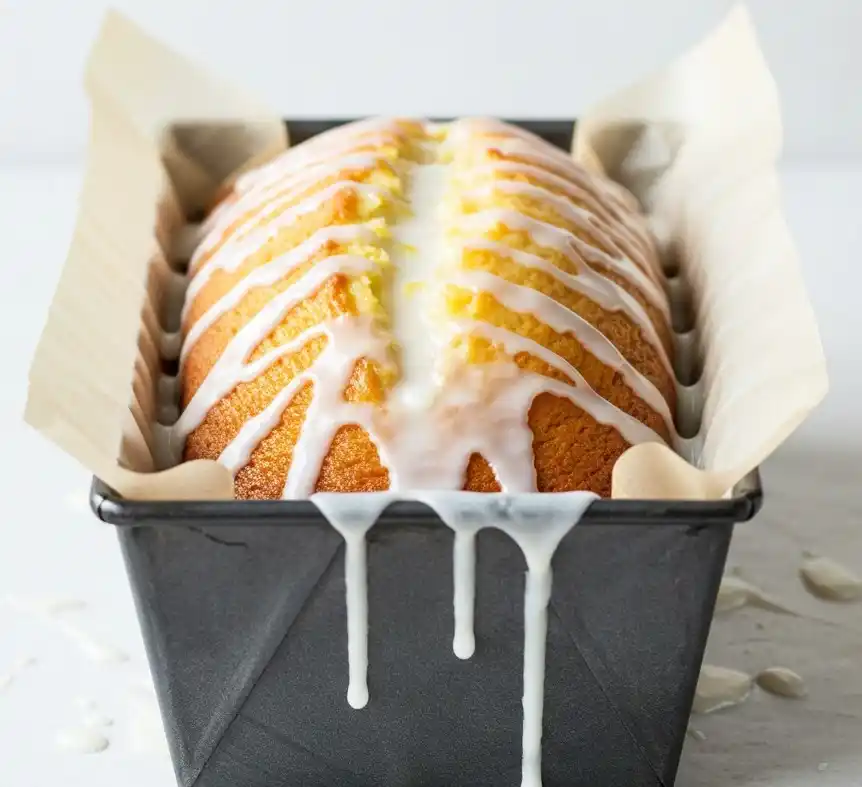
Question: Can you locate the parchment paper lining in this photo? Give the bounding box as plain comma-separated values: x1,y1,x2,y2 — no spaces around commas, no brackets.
24,4,827,501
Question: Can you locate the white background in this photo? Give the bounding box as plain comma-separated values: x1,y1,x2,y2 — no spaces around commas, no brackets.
1,0,862,165
0,2,860,786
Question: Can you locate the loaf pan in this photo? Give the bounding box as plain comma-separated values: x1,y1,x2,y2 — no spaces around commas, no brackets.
91,119,763,787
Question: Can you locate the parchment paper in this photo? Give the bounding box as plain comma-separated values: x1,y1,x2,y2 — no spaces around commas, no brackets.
574,3,828,498
24,10,287,500
24,4,826,501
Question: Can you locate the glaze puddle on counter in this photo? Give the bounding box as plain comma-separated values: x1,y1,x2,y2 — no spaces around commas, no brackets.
4,594,129,665
55,727,110,754
0,656,37,693
312,490,597,787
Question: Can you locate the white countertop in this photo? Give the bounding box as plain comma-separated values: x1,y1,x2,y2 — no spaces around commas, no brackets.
0,163,860,786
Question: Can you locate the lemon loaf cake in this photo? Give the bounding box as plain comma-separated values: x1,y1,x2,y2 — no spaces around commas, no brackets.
173,118,675,498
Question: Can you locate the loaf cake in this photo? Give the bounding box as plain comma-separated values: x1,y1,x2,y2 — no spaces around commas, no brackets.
173,118,675,498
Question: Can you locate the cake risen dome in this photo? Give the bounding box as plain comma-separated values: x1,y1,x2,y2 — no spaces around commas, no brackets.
175,118,675,498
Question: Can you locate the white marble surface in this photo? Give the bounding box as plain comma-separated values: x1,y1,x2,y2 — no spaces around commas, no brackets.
0,164,859,785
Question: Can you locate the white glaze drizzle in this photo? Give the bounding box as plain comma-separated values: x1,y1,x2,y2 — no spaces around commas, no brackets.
178,120,675,479
181,224,375,363
465,180,657,285
453,125,647,233
457,208,670,320
173,255,379,446
450,120,637,207
206,317,388,484
280,318,391,498
177,122,671,486
181,124,667,486
223,351,664,496
184,181,391,315
449,267,671,431
234,118,406,195
388,155,451,409
466,159,653,257
378,361,663,493
465,134,662,278
452,524,479,659
233,141,393,202
177,270,665,490
193,338,664,495
311,492,400,709
461,238,673,375
195,152,393,264
448,317,674,435
311,490,598,787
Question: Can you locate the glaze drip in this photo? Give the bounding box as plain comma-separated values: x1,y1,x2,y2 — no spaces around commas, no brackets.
388,144,450,409
311,491,598,787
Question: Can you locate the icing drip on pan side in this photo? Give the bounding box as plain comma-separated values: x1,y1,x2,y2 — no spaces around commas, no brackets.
312,490,598,787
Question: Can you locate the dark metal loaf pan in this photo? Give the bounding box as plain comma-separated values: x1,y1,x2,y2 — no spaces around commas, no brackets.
91,119,763,787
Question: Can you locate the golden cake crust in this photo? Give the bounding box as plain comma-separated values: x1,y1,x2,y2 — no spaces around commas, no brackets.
178,118,674,498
